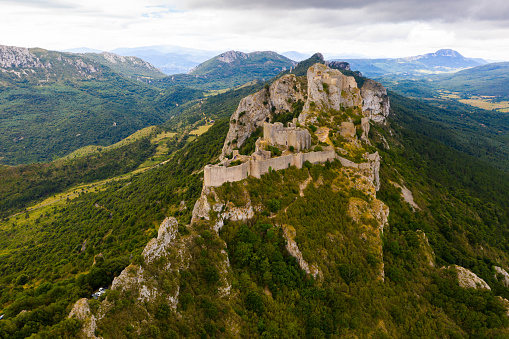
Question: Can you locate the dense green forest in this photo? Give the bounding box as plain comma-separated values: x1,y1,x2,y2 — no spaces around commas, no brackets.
82,94,509,337
0,74,185,165
388,93,509,172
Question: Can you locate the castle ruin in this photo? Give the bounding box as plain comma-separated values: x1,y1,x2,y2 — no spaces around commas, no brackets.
203,120,377,188
263,120,311,151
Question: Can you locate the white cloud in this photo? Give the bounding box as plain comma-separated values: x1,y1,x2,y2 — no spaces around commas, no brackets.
0,0,508,61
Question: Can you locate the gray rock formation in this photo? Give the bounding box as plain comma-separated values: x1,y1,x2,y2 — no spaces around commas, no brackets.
494,266,509,287
282,225,321,279
0,45,43,68
222,63,390,159
454,265,491,290
217,51,248,63
360,79,390,123
303,63,361,114
326,61,350,71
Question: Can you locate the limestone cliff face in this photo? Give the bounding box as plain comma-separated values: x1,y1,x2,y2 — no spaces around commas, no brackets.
326,61,351,71
454,265,491,290
302,63,361,115
98,52,160,72
0,45,43,68
221,89,271,157
360,79,390,123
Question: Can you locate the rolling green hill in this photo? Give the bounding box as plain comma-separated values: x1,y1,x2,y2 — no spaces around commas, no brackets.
157,50,296,90
382,62,509,101
432,62,509,100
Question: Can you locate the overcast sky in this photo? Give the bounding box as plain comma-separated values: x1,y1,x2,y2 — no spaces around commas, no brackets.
1,0,509,60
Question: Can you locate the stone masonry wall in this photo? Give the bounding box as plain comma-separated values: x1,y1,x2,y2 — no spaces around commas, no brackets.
204,150,342,187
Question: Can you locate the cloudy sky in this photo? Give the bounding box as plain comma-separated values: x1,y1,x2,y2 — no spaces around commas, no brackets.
1,0,509,60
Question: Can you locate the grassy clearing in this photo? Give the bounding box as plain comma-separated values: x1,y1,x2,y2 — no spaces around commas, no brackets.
60,126,159,161
189,124,213,136
458,98,509,112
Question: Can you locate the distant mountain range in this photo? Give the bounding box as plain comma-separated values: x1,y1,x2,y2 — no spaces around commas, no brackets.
337,49,488,78
386,61,509,101
110,45,222,75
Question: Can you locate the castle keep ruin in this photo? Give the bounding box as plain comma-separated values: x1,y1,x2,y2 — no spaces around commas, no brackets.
263,121,311,151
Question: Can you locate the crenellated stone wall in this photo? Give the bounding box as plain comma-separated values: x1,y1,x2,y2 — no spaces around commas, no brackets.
204,149,339,187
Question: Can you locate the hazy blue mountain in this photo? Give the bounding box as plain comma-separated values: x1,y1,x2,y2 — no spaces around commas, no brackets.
111,45,223,75
336,49,488,78
281,51,310,61
61,47,104,53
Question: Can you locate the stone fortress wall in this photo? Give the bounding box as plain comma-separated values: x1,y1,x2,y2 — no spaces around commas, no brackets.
204,120,377,188
204,149,338,187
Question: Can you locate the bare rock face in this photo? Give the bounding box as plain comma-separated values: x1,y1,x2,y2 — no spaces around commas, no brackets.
68,298,102,339
0,45,43,68
303,63,361,114
494,266,509,287
222,89,270,157
111,217,186,305
191,187,212,224
454,265,491,290
326,61,351,71
217,50,248,63
360,117,370,143
142,217,179,264
282,225,321,279
99,52,159,71
340,122,356,139
269,74,305,113
361,152,381,191
360,79,390,124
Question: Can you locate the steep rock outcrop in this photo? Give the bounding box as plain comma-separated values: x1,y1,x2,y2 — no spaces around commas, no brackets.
302,63,361,116
0,45,43,68
282,224,321,279
494,266,509,287
326,61,351,71
454,265,491,290
142,217,179,264
222,89,271,157
360,79,390,123
417,230,435,267
68,298,102,339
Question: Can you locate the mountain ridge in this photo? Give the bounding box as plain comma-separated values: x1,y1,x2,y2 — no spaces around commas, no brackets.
337,48,488,78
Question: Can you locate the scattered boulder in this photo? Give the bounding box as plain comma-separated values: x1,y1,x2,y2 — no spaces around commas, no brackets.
454,265,491,290
494,266,509,287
